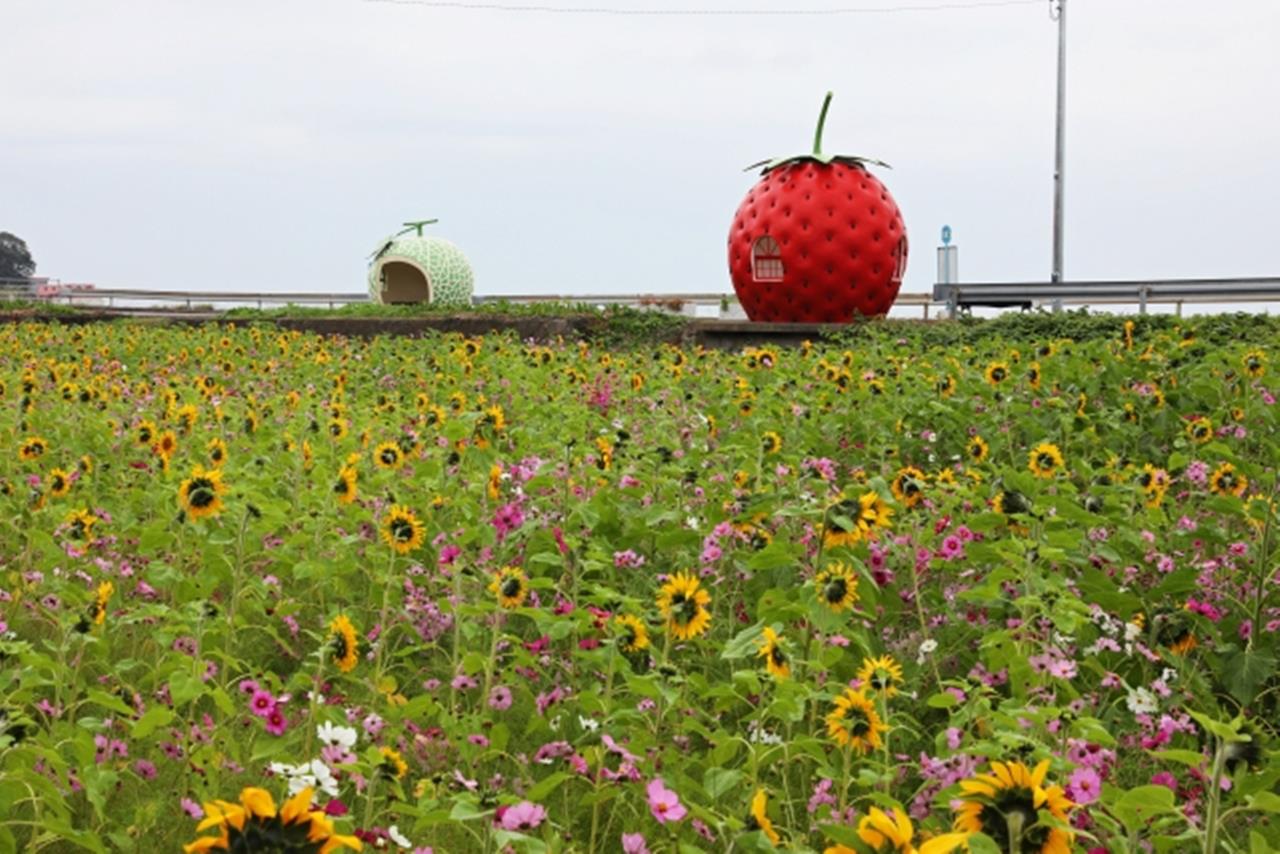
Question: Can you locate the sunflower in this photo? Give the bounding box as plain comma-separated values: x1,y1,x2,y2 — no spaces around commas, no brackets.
984,362,1008,386
857,654,904,699
18,436,48,461
1027,443,1064,479
207,437,227,468
936,374,956,398
373,441,403,470
179,465,227,520
657,571,712,641
328,418,348,440
735,522,773,551
483,405,506,432
329,615,359,673
1242,350,1266,378
488,566,529,609
891,466,927,509
1122,319,1135,349
65,509,97,541
1136,464,1169,508
825,688,888,753
748,789,781,845
814,563,860,613
835,807,970,854
48,468,72,498
757,627,790,680
952,759,1073,854
595,436,614,471
91,581,114,626
379,746,408,780
967,436,989,463
177,404,199,433
78,454,93,476
380,505,425,554
1186,417,1213,444
155,430,178,460
135,420,156,447
183,786,362,853
1026,362,1042,390
1209,462,1248,498
332,466,358,506
762,431,783,455
821,492,893,549
615,614,650,653
487,464,503,500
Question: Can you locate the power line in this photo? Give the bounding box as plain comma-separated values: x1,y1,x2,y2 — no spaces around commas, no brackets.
362,0,1041,17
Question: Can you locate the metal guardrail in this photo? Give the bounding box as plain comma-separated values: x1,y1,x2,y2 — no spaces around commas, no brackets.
2,279,1276,320
933,277,1280,318
14,287,937,319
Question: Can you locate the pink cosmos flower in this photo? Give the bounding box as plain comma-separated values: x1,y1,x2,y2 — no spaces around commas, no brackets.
646,778,686,823
1067,766,1101,805
498,801,547,831
622,833,650,854
180,797,204,819
488,685,513,711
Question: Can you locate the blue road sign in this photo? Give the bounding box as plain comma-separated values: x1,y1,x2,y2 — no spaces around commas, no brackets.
941,225,953,246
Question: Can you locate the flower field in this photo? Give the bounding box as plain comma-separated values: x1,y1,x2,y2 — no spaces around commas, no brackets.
1,315,1278,853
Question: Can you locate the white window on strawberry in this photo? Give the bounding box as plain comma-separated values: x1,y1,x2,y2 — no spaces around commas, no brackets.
752,236,785,282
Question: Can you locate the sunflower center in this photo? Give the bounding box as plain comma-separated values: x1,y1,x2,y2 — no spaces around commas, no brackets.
1037,453,1056,469
824,578,848,604
501,578,522,598
381,449,398,465
390,518,414,542
187,478,216,508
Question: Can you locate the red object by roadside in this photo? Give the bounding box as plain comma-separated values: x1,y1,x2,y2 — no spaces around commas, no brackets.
728,92,908,323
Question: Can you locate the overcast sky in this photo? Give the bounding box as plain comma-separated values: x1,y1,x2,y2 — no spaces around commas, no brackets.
4,0,1278,299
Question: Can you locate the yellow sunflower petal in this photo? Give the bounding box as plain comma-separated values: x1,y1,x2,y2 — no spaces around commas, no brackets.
919,832,971,854
280,787,315,824
239,787,277,819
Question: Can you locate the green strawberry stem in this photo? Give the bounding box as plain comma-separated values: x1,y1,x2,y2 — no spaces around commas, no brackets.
812,91,834,158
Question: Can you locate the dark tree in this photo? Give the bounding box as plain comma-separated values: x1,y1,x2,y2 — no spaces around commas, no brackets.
0,232,36,279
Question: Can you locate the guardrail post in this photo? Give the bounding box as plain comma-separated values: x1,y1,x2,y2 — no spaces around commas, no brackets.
1138,287,1147,316
1175,300,1183,318
922,302,930,321
947,292,958,320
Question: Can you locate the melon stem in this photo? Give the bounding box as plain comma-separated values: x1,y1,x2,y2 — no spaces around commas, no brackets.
812,91,834,157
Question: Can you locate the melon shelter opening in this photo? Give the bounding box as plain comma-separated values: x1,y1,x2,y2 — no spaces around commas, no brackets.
378,260,432,304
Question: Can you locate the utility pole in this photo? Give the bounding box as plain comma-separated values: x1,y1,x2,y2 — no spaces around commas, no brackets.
1051,0,1066,282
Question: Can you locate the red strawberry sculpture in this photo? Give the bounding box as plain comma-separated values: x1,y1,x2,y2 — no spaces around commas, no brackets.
728,92,908,323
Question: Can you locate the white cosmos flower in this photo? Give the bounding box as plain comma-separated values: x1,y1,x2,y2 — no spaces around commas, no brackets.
578,715,599,733
317,721,358,749
270,759,339,797
388,825,413,848
309,758,340,797
270,762,317,795
1125,686,1158,716
916,638,938,665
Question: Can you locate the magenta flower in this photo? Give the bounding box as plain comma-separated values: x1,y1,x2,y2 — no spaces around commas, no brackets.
249,689,276,719
621,833,650,854
498,800,547,831
264,706,288,736
646,778,686,824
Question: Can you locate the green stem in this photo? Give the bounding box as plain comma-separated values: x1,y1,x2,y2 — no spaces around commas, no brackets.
812,92,834,157
1202,740,1226,854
